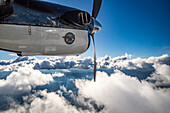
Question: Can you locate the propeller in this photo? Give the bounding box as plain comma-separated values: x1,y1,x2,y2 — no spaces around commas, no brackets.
92,0,102,19
91,34,97,82
90,0,102,82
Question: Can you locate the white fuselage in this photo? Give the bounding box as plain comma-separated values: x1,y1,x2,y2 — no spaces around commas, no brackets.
0,24,90,56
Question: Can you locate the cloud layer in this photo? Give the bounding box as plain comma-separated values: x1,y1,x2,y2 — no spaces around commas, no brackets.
0,54,170,113
76,71,170,113
0,68,53,94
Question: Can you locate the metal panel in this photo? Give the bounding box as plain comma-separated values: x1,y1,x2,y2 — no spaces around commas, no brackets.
0,24,89,56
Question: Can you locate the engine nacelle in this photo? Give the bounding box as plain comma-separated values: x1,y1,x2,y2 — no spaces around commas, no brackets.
0,0,14,20
59,10,91,27
0,24,90,56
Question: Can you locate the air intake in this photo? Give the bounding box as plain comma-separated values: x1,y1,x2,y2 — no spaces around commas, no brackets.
0,0,13,20
59,10,91,27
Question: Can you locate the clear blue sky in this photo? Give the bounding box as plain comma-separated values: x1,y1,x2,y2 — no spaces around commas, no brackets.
0,0,170,60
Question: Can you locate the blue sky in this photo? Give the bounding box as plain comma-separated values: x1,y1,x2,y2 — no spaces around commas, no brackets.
0,0,170,59
84,0,170,58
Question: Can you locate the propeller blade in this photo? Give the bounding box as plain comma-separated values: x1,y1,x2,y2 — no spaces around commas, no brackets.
92,0,102,19
91,34,97,82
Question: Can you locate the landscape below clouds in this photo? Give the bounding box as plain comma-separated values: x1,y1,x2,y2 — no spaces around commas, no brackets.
0,54,170,113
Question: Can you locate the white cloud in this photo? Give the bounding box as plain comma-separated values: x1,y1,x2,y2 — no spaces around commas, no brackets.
28,90,82,113
0,67,53,94
147,63,170,88
0,54,170,113
4,90,94,113
76,71,170,113
3,70,170,113
8,54,17,56
52,73,65,77
0,54,169,71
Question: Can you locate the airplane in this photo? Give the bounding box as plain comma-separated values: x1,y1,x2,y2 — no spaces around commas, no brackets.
0,0,102,81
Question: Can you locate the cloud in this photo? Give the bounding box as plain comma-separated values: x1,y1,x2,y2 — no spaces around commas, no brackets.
8,54,17,57
3,70,170,113
0,54,170,113
0,54,169,73
0,67,53,94
4,90,96,113
76,71,170,113
52,73,65,77
147,63,170,88
0,57,36,71
26,90,83,113
0,53,132,71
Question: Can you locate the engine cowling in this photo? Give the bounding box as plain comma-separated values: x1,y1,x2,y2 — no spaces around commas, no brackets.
59,10,91,27
0,0,14,20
